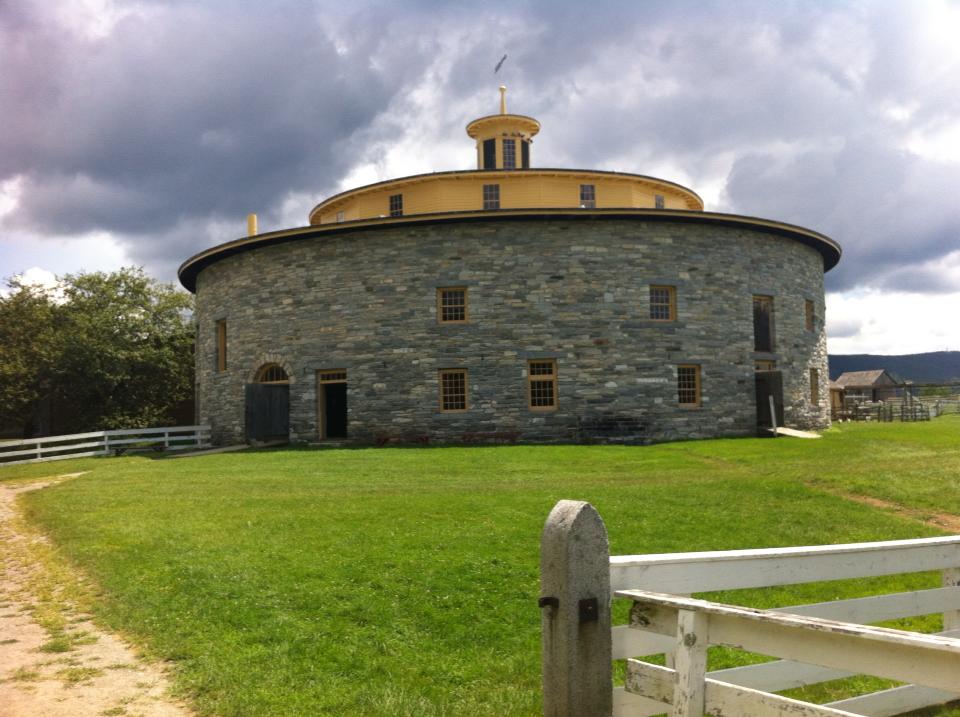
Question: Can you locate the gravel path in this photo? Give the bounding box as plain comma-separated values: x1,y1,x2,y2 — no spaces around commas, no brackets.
0,477,193,717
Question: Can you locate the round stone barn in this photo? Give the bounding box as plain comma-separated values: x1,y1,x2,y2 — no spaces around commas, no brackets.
179,89,840,446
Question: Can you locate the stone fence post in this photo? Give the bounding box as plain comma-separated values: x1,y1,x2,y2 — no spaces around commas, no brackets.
540,500,612,717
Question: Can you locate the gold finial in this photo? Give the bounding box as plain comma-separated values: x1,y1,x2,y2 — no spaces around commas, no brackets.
247,213,258,237
499,85,507,115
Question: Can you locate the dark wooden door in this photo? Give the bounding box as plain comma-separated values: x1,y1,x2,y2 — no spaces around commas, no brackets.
323,383,348,438
755,370,784,431
245,383,289,442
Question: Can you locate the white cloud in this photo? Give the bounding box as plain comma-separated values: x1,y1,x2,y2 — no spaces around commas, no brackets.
0,230,129,280
0,175,22,219
0,267,67,303
52,0,155,40
827,288,960,354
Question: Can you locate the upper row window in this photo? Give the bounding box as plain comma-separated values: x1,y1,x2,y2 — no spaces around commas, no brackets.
649,285,676,321
437,285,675,323
753,295,774,352
438,287,467,323
380,186,678,217
580,184,596,209
389,194,403,217
483,184,500,210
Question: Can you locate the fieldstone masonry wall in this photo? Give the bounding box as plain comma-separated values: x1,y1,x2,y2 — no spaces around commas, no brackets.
195,218,830,445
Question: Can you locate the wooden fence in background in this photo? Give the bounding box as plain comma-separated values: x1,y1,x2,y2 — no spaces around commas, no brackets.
0,425,211,467
540,500,960,717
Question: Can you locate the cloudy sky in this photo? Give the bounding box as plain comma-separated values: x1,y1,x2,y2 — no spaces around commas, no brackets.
2,0,959,355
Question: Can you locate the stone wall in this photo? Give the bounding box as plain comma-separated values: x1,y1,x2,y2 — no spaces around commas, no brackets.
194,218,830,445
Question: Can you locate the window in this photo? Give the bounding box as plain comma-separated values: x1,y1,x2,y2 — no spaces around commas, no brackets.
755,360,777,371
649,285,676,321
677,365,701,407
810,368,820,405
389,194,403,217
215,319,227,372
753,295,774,352
580,184,596,208
483,139,496,169
655,194,665,209
805,299,815,332
528,360,558,410
255,363,289,383
336,210,344,223
483,184,500,210
437,287,467,323
439,369,468,412
502,138,516,169
521,141,530,169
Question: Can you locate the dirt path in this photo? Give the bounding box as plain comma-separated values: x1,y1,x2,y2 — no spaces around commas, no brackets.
823,488,960,533
0,477,193,717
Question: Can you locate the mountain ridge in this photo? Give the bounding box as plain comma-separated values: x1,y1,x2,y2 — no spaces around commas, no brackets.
828,351,960,383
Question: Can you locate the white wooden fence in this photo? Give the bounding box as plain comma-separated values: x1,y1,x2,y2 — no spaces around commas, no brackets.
540,500,960,717
0,425,212,466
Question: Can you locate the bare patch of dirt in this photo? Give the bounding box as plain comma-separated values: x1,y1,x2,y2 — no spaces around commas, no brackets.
0,476,194,717
826,488,960,533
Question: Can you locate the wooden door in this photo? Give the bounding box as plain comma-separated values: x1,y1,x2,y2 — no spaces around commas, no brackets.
322,383,348,439
755,370,784,431
244,383,289,442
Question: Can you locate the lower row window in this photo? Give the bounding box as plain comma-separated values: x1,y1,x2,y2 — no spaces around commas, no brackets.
677,365,701,407
438,362,702,412
439,369,468,412
528,360,558,410
438,361,561,413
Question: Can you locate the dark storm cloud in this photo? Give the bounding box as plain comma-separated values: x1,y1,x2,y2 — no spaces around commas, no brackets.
725,140,960,293
500,1,960,295
0,1,438,237
2,0,959,294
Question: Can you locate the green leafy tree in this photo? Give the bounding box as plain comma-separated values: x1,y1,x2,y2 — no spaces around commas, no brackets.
0,279,59,435
0,268,195,436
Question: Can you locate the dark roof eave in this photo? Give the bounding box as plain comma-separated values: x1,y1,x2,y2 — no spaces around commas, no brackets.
178,208,841,292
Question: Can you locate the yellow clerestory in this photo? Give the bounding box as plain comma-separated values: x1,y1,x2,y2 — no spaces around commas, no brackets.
308,87,704,225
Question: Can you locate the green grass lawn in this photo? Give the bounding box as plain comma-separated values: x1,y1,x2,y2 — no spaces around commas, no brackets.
6,417,960,716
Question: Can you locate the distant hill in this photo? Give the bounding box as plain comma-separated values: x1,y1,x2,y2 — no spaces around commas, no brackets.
828,351,960,383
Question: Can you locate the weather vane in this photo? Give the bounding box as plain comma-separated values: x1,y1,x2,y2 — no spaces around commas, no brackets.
494,54,507,74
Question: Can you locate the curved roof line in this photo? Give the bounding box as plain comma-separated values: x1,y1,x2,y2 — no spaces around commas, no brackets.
465,113,541,137
308,167,705,222
178,208,841,293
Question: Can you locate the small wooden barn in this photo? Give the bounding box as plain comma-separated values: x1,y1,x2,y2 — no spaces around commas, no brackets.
832,369,903,404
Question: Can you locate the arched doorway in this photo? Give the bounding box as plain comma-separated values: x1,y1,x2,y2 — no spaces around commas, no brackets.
245,363,290,443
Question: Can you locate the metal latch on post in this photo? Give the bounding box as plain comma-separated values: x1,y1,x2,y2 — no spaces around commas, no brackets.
578,597,598,623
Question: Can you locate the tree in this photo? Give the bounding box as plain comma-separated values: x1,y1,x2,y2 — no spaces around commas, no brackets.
0,268,195,436
0,279,59,435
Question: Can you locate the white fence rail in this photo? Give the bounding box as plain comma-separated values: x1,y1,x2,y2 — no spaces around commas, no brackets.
540,500,960,717
0,425,212,466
